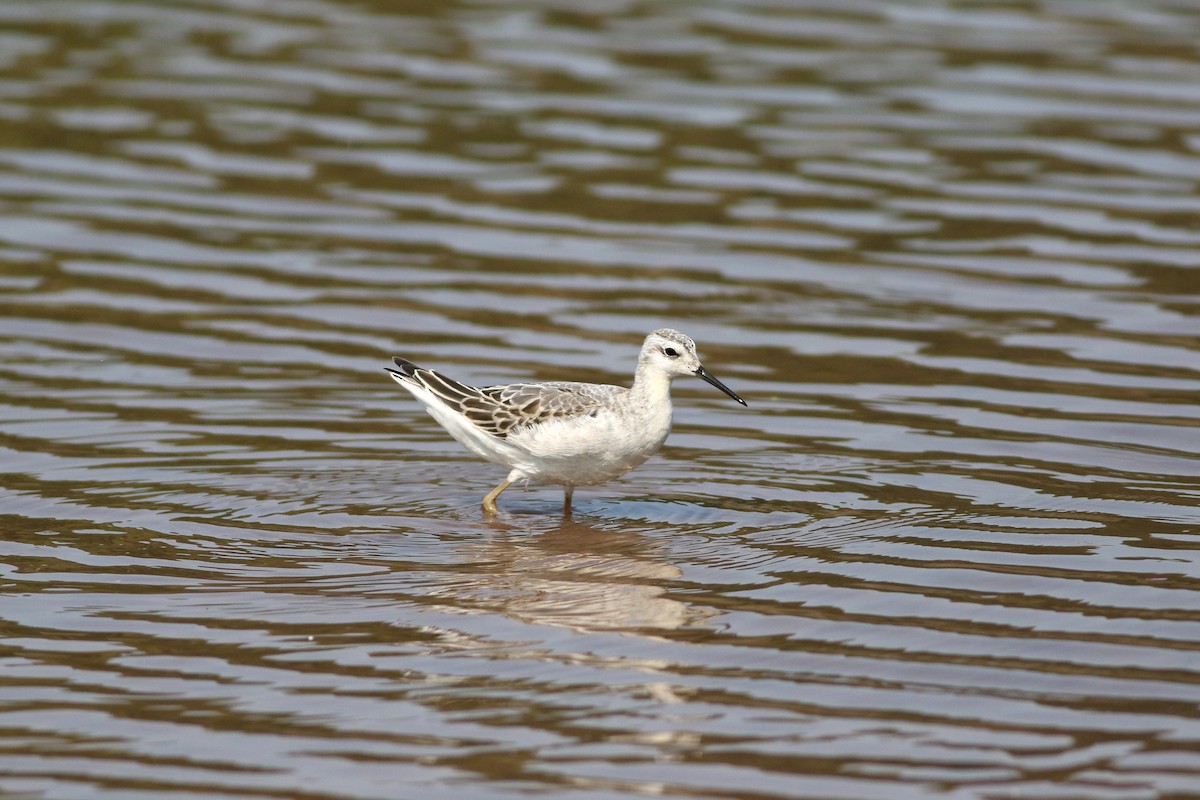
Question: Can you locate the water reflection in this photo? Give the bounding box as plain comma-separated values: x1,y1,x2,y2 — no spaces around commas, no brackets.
461,517,714,632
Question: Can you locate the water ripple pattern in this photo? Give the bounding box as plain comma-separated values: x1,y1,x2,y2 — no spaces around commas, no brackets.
1,2,1198,799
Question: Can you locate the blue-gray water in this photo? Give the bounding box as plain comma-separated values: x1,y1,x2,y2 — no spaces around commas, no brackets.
1,2,1199,798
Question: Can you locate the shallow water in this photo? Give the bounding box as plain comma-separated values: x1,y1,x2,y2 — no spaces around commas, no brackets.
2,1,1200,798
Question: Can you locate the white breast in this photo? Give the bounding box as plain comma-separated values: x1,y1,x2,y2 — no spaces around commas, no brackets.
507,403,672,486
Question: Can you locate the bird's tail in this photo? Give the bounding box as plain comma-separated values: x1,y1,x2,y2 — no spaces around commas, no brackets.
385,356,421,384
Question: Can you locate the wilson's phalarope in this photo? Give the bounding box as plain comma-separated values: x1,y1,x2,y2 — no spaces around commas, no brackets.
385,328,746,514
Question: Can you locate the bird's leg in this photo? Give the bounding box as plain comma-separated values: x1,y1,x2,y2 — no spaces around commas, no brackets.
482,479,511,515
563,485,574,516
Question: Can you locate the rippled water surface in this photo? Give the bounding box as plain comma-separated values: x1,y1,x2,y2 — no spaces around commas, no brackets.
2,1,1200,798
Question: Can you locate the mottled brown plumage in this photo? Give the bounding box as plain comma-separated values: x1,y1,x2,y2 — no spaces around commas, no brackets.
391,357,619,439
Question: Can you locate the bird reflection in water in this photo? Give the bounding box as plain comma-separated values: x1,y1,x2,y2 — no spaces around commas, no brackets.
444,515,718,634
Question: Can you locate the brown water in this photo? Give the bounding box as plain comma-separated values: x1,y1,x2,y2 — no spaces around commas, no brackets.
2,1,1200,798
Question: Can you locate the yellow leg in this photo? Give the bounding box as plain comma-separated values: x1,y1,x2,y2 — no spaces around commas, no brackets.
563,486,574,516
483,479,511,515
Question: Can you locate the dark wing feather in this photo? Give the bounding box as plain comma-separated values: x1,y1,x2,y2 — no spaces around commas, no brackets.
400,360,613,439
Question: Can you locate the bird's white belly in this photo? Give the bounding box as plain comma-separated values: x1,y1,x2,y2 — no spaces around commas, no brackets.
508,408,670,486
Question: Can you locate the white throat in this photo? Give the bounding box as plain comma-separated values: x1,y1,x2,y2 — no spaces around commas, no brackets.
630,360,674,409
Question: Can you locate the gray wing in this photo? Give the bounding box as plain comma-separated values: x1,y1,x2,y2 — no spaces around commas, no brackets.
391,358,616,439
481,381,620,437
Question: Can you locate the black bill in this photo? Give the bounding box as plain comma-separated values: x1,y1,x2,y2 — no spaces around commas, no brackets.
695,365,748,406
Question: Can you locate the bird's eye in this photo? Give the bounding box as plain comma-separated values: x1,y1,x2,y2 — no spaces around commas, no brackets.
663,347,679,358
